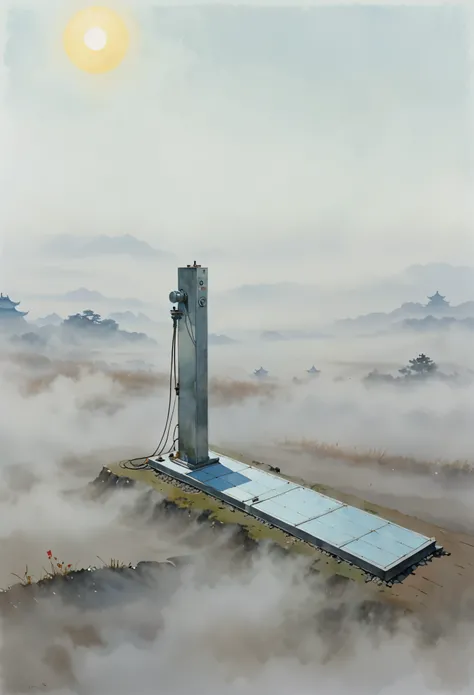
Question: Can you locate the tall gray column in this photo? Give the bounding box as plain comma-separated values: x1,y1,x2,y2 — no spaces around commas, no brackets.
169,262,216,468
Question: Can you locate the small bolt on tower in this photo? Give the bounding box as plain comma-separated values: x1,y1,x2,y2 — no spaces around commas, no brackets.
167,262,219,469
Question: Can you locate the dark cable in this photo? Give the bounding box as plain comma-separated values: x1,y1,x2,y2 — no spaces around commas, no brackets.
184,306,196,346
120,315,179,472
150,318,177,456
163,423,179,456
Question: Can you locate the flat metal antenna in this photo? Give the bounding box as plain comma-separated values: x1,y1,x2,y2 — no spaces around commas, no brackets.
169,262,218,469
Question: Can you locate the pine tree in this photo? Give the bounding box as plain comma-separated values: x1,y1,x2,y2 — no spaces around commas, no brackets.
399,353,437,378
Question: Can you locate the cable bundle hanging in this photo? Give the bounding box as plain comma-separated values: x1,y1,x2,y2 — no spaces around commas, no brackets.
120,313,180,472
151,313,179,457
183,305,196,346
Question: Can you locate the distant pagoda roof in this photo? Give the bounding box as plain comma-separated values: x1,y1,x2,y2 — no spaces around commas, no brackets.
0,293,28,316
0,293,20,308
427,291,449,305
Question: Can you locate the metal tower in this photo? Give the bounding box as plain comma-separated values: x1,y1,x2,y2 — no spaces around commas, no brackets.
169,262,218,469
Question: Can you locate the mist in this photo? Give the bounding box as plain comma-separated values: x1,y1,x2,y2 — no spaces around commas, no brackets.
1,0,474,692
1,341,474,691
0,0,471,301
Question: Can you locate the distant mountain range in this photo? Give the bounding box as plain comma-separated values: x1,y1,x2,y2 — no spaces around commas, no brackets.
15,262,474,335
225,263,474,305
401,316,474,333
346,263,474,313
38,234,174,260
220,263,474,330
260,330,329,341
28,288,147,310
62,288,109,303
34,313,63,328
108,311,156,326
209,333,237,345
335,296,474,335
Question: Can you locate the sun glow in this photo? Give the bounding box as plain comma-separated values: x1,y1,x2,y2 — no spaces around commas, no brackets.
84,27,108,52
63,7,130,74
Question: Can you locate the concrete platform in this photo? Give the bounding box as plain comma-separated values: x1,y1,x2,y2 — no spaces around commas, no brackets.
148,452,437,582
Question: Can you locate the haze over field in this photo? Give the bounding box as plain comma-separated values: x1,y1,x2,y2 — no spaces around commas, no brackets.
0,0,474,693
1,345,474,691
0,0,471,295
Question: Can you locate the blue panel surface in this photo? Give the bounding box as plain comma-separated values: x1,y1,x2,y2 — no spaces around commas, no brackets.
345,526,431,570
371,522,429,551
167,455,250,484
259,486,344,519
298,515,377,547
250,482,299,505
322,505,387,534
209,471,253,492
297,505,387,546
188,465,232,483
343,537,404,570
252,497,320,527
208,455,250,474
190,459,249,481
148,452,437,580
208,467,294,503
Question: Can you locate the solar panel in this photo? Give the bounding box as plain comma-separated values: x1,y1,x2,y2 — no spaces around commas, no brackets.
148,452,437,581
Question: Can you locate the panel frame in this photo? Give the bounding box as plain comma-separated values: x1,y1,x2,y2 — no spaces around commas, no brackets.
148,452,437,582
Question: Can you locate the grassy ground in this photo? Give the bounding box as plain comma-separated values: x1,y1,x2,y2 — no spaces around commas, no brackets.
107,453,399,606
106,447,474,618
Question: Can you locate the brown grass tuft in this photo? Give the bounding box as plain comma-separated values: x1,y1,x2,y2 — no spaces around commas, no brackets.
283,439,474,478
209,377,279,405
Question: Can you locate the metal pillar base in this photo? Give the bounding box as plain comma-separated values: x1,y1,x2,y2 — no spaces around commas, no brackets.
175,455,220,470
150,453,220,471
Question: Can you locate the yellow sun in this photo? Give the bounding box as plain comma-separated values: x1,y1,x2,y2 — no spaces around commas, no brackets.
63,6,130,74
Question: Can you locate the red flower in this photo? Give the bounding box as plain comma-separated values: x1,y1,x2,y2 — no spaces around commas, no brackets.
67,564,72,569
47,550,52,558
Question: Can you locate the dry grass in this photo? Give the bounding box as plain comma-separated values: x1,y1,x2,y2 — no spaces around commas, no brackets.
283,439,474,477
12,362,167,398
209,377,279,405
10,550,75,587
8,550,130,589
3,352,280,405
95,556,130,570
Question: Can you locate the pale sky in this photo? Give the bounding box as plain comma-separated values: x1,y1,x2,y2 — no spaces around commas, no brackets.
0,0,472,294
